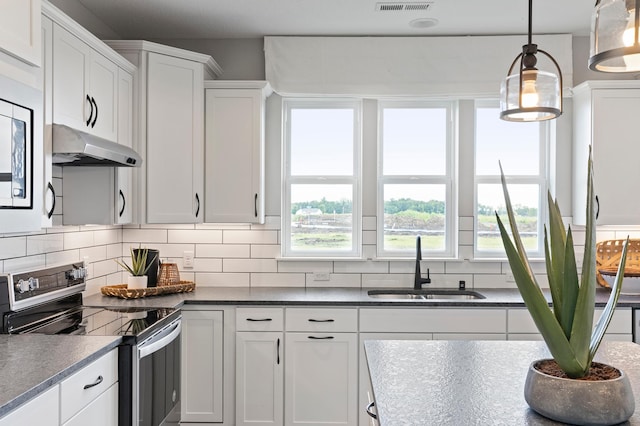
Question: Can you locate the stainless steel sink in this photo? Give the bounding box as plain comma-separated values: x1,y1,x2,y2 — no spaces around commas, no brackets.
367,289,485,300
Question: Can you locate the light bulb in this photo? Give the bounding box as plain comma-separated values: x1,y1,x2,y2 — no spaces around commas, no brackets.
521,78,539,108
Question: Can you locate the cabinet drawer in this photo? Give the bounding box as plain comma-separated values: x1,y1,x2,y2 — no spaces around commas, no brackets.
60,349,118,423
360,308,506,333
286,308,358,332
507,307,632,334
236,307,284,331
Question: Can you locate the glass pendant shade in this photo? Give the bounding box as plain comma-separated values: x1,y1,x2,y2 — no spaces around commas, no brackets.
500,54,563,122
499,0,563,122
590,0,640,72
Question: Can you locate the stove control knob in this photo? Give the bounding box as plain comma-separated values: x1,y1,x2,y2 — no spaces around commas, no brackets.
28,277,39,290
66,267,87,280
15,279,30,293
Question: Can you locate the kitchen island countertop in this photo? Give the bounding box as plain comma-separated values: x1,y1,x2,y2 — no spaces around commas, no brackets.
0,334,121,418
364,340,640,425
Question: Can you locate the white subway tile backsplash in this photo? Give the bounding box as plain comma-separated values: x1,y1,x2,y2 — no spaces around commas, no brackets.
127,243,193,259
474,273,515,289
80,245,107,264
278,260,333,273
92,259,118,278
459,230,474,246
197,244,250,258
334,260,388,274
64,231,95,250
27,234,64,255
192,258,223,272
251,245,280,259
223,230,278,244
106,243,122,259
306,273,361,288
251,273,305,287
446,260,501,274
224,258,277,273
195,272,250,287
123,229,168,244
362,273,412,288
47,249,80,265
168,229,222,244
197,223,251,230
94,228,122,245
0,236,26,259
4,255,45,273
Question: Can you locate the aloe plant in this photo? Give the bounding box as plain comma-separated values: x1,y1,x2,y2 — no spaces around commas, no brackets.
496,148,629,378
115,245,158,276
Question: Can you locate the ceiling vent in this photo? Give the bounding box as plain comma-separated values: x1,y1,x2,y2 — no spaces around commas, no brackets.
375,2,433,12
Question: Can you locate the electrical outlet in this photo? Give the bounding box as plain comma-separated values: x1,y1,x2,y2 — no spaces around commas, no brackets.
183,251,194,268
312,273,330,281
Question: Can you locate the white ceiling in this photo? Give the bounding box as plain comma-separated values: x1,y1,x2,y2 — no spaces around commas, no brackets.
73,0,594,40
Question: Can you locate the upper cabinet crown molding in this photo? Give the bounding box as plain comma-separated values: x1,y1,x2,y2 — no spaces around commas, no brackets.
41,1,135,74
104,40,222,79
204,80,272,96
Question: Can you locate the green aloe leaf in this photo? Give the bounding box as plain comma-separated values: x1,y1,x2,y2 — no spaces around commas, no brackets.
560,228,579,339
546,192,567,324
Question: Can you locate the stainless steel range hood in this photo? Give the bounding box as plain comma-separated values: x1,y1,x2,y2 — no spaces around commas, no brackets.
52,124,142,167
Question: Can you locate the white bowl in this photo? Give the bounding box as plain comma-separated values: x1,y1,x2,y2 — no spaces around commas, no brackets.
600,271,640,295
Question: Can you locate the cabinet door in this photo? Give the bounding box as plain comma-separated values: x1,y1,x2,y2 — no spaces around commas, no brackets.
236,331,284,426
205,88,265,223
88,51,118,142
147,52,204,223
52,24,90,132
116,68,134,224
285,332,357,426
0,385,58,426
41,15,55,227
181,309,224,422
0,0,41,66
63,383,118,426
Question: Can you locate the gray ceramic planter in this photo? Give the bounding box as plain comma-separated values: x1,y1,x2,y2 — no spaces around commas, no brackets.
524,359,635,425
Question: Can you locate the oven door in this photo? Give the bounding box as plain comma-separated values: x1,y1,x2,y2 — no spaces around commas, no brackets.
137,317,181,426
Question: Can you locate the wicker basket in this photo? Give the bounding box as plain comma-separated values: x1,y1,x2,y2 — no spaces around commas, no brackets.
101,281,195,299
596,239,640,287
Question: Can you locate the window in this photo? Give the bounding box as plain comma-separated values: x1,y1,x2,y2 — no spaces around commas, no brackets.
282,99,361,257
474,100,549,258
377,100,456,257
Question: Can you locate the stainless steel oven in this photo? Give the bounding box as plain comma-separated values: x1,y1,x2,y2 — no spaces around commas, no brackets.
0,263,181,426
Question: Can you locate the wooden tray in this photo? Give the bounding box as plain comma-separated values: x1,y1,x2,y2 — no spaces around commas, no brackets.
101,281,195,299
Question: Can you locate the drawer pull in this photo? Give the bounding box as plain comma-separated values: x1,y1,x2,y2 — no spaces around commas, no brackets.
308,319,335,323
246,318,273,322
83,375,104,390
277,337,281,365
366,401,378,419
308,336,334,340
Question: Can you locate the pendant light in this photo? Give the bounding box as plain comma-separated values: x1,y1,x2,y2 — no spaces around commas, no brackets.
500,0,563,122
589,0,640,72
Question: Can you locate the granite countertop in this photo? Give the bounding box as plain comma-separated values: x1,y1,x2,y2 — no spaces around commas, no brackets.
364,340,640,425
82,286,640,309
0,335,121,417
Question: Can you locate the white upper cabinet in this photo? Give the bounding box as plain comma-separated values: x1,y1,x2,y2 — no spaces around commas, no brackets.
106,40,222,224
204,81,271,224
52,24,118,142
116,68,134,224
573,81,640,226
0,0,41,67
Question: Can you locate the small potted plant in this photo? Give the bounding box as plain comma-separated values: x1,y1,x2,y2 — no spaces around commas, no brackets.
115,245,158,289
497,148,634,425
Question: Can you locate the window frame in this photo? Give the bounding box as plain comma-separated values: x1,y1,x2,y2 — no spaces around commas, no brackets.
281,98,363,258
473,99,550,259
376,99,458,258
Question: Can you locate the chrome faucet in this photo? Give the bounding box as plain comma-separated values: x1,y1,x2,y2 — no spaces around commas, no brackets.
414,236,431,290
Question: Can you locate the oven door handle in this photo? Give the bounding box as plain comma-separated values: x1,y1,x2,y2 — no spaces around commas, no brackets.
138,319,181,359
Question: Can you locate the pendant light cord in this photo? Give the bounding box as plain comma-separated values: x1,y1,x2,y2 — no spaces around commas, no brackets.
527,0,533,46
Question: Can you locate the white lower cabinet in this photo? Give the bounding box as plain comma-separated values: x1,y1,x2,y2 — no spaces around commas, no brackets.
63,383,118,426
0,385,58,426
181,309,224,423
285,308,358,426
507,307,633,341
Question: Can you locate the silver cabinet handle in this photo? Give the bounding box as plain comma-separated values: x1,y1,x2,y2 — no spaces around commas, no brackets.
366,401,378,419
83,375,103,390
